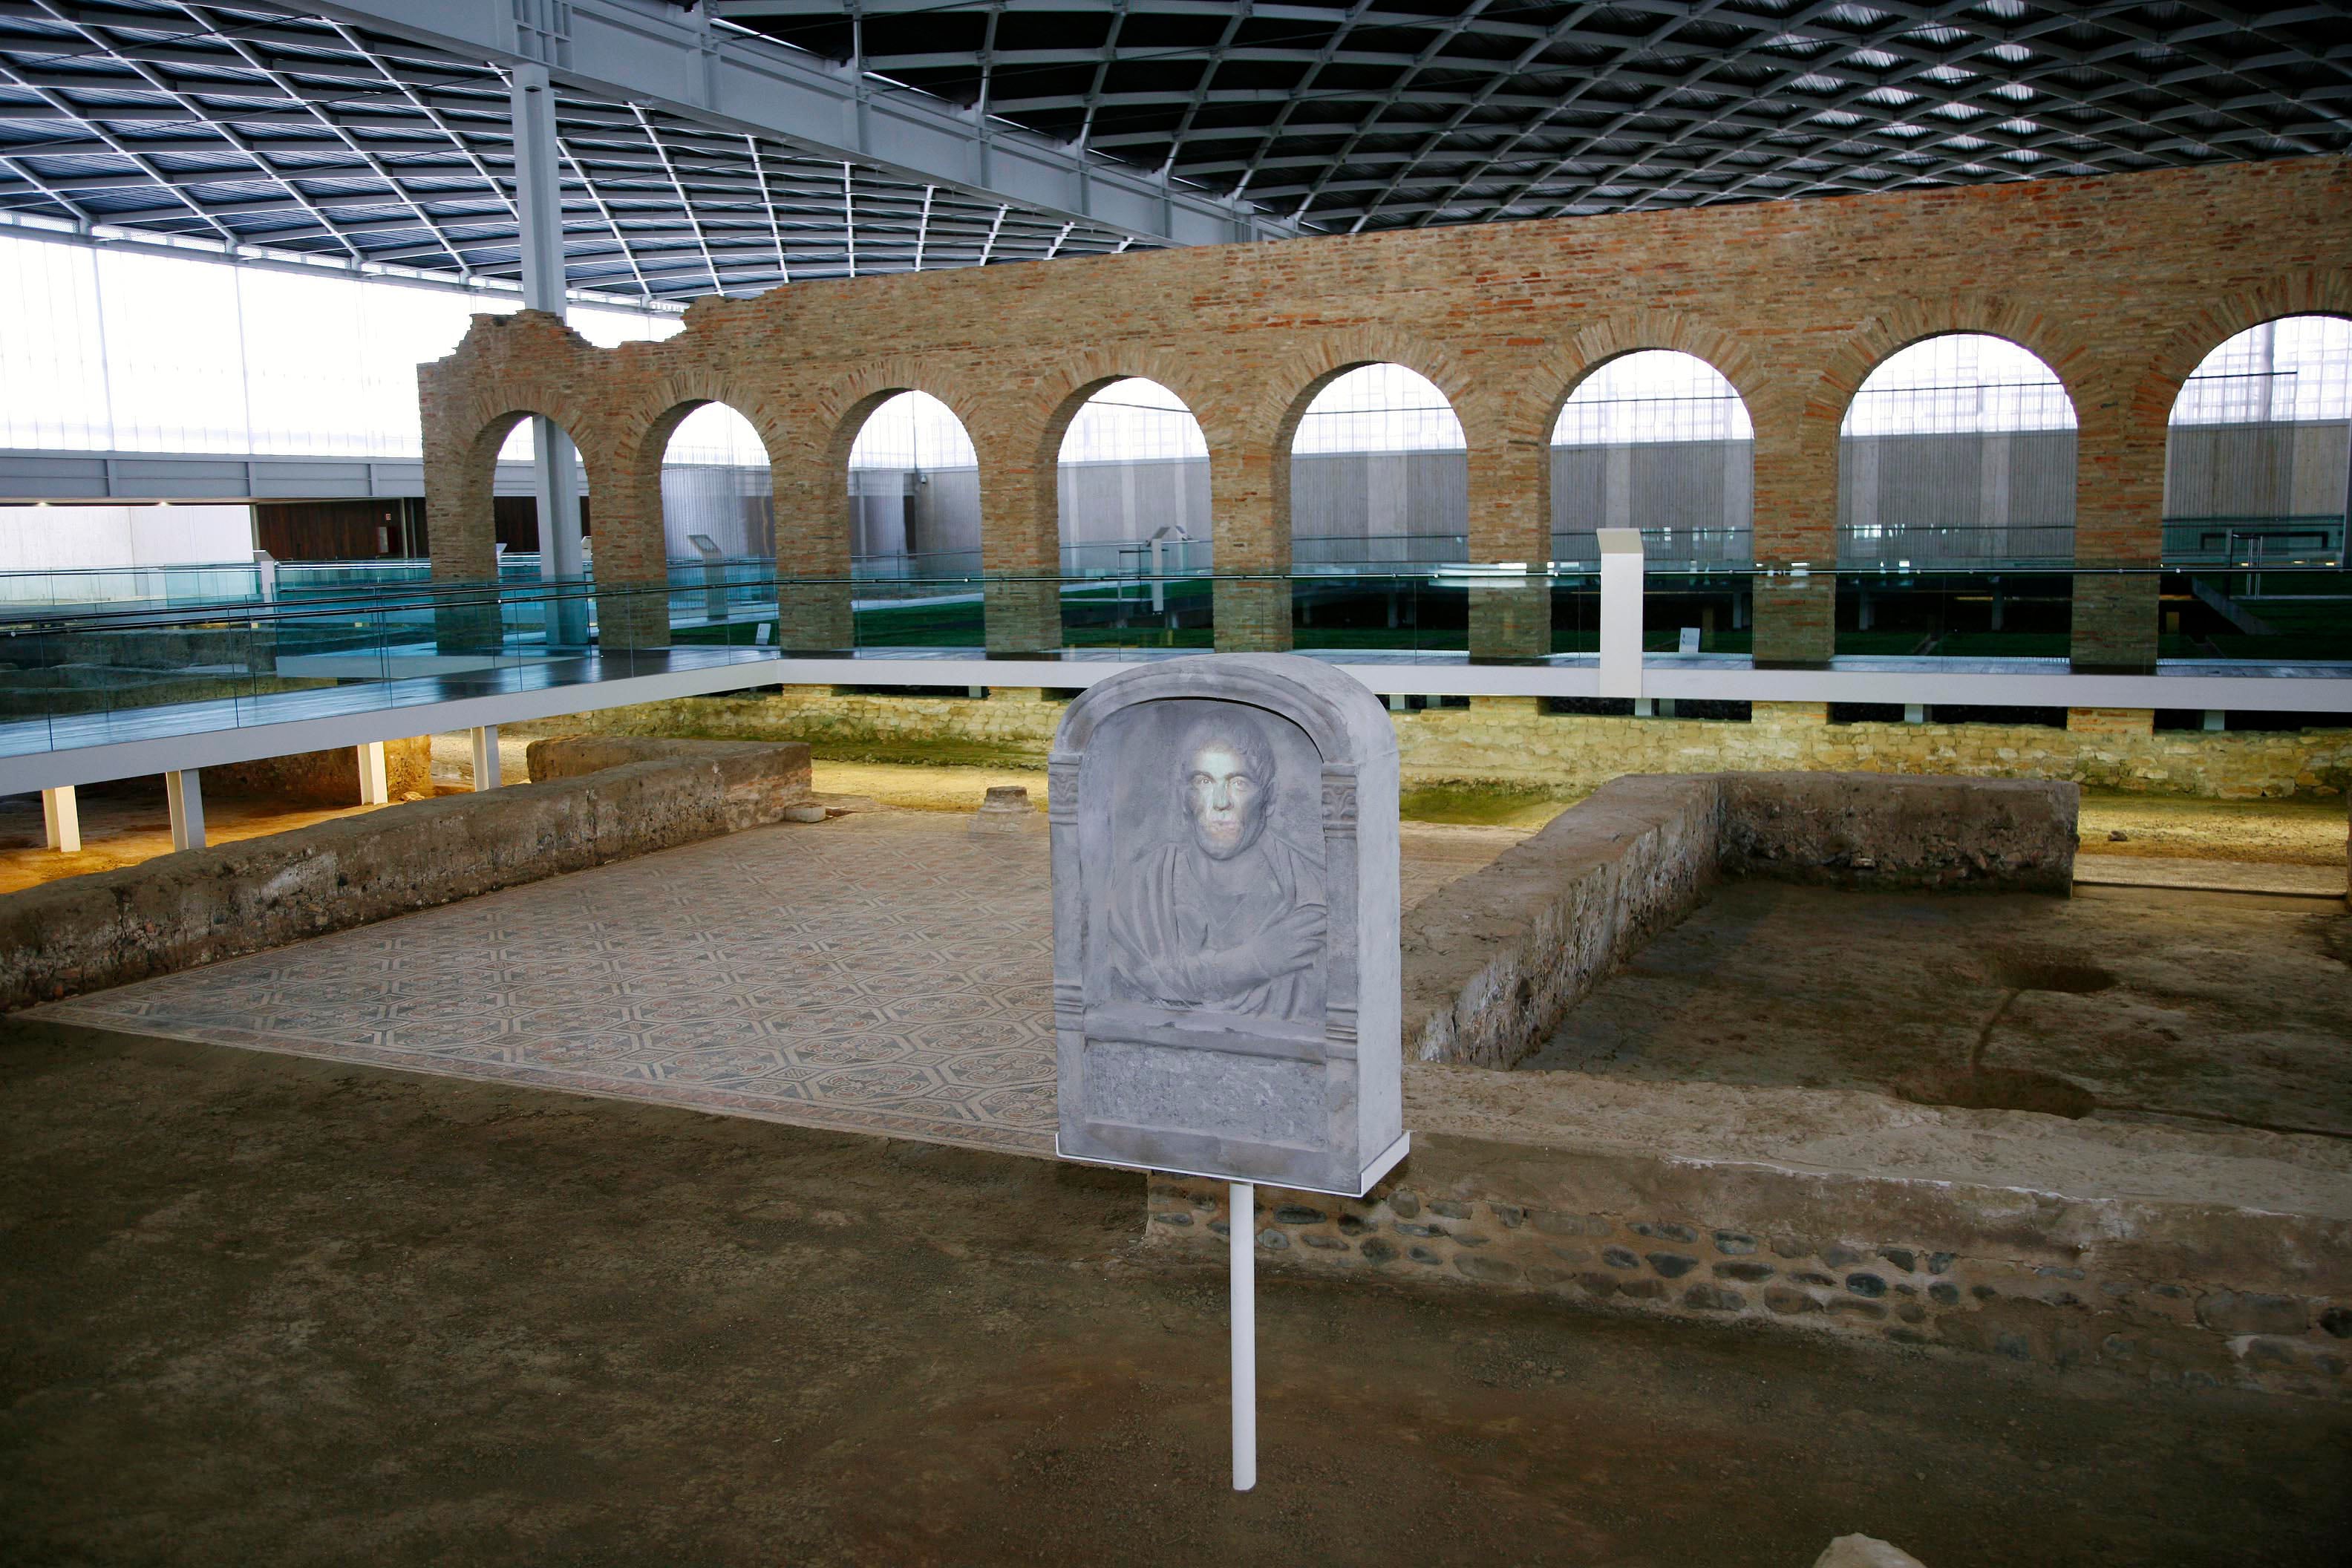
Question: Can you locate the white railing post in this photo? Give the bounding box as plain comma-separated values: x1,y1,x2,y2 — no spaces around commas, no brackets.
358,742,390,806
1597,528,1644,699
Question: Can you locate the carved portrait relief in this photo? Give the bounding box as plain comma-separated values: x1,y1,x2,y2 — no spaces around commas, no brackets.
1086,701,1327,1025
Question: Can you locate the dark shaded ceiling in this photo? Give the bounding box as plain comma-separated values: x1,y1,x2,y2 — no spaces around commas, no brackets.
719,0,2352,232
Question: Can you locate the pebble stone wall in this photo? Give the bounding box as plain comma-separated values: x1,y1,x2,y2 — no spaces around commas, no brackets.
415,157,2352,670
1146,1174,2352,1401
542,689,2352,800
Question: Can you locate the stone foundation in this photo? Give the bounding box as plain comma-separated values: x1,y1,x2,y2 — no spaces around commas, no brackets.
1146,1125,2352,1400
540,687,2352,801
0,738,811,1011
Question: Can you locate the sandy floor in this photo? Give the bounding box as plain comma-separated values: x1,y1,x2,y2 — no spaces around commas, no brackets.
2077,790,2349,866
1528,881,2352,1140
0,780,407,896
4,1019,2345,1567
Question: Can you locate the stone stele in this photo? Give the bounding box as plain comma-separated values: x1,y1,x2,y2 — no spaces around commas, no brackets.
1051,653,1406,1196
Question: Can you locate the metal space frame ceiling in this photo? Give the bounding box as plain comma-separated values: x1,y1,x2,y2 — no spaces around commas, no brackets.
0,1,2342,307
0,0,1145,304
721,0,2352,232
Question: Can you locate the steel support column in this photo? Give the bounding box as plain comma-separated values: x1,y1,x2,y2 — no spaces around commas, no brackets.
510,61,590,647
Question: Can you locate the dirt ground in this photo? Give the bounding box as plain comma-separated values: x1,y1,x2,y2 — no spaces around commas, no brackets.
2,1020,2345,1568
1528,883,2352,1140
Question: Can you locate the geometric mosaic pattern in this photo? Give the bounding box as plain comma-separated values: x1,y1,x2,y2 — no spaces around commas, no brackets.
32,817,1505,1161
37,814,1063,1156
34,814,1512,1159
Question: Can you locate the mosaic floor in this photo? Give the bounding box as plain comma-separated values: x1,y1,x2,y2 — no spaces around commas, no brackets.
33,813,1517,1158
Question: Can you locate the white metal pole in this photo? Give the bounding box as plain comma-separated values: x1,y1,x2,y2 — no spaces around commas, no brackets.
1230,1179,1256,1493
471,725,503,790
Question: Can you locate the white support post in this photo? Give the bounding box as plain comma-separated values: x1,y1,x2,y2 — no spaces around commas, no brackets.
164,770,205,852
1597,528,1644,700
41,785,79,853
1230,1180,1257,1494
357,742,390,806
471,725,503,790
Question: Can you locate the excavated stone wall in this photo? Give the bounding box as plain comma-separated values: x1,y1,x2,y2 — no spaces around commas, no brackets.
0,739,811,1011
540,689,2352,800
1403,771,2075,1069
1146,1131,2351,1401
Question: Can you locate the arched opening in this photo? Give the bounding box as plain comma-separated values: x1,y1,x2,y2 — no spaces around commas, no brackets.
1837,333,2077,659
489,411,596,648
845,390,981,647
1055,377,1212,647
1552,350,1755,656
657,402,771,646
1287,362,1467,650
492,416,591,578
2161,315,2351,662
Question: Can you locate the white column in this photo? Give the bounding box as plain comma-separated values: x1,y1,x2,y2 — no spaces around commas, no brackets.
41,785,80,853
1229,1180,1257,1494
165,770,205,852
1597,527,1644,700
470,725,503,790
357,741,390,806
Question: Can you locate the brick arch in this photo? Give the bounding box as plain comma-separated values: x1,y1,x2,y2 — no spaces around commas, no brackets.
1514,313,1770,569
806,355,991,471
1018,350,1218,552
2129,270,2352,428
1239,324,1485,449
1802,296,2093,450
423,385,609,587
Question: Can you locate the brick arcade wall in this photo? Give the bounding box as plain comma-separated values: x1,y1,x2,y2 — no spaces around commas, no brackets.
416,158,2352,666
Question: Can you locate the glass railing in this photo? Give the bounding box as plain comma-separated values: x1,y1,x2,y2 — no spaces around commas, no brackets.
2160,514,2345,568
3,563,2346,759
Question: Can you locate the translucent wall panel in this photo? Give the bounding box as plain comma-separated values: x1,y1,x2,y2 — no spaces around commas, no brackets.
1840,333,2078,565
1059,378,1209,464
2171,316,2352,425
0,503,253,588
846,391,979,570
661,402,771,561
1552,351,1754,444
1290,364,1468,567
847,391,976,469
0,231,682,460
2164,316,2352,558
1292,363,1465,454
1550,350,1754,566
1056,379,1212,574
1842,334,2077,437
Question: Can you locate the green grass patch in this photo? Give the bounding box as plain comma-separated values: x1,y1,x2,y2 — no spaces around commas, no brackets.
1399,782,1581,829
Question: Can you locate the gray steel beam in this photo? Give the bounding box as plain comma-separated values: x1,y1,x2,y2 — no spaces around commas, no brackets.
305,0,1294,247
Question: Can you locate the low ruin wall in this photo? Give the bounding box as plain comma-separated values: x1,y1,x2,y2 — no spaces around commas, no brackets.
530,687,2352,801
0,738,811,1012
1407,771,2076,1069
